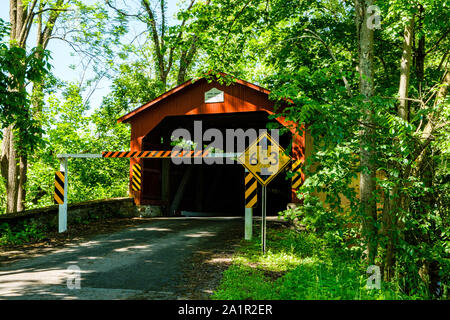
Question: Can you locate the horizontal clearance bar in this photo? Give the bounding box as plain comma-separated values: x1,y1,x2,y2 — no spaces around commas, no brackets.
57,154,103,158
56,152,242,159
101,151,242,158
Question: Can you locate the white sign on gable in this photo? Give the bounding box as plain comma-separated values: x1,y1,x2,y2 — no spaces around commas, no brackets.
205,88,224,103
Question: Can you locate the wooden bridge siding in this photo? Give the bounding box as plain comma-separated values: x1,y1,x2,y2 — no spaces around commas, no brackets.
126,78,304,205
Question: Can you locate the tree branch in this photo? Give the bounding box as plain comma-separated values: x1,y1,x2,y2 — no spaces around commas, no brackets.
141,0,164,78
41,1,65,49
304,28,353,98
18,0,38,46
33,7,70,16
425,29,450,55
222,0,252,51
105,0,143,18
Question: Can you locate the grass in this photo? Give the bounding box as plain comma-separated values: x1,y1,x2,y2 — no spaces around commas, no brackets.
212,222,428,300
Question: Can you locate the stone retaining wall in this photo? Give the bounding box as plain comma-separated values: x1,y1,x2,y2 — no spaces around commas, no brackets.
0,197,137,230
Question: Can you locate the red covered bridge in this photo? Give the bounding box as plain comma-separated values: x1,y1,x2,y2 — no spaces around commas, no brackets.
117,73,306,216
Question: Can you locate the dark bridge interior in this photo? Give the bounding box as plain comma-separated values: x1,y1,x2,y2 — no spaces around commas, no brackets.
141,112,292,217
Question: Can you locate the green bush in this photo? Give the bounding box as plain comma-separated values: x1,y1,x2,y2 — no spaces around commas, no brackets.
275,263,417,300
0,221,46,245
212,226,441,300
279,195,362,257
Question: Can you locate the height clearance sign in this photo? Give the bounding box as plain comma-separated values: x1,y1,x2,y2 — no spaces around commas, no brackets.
238,132,291,186
238,132,291,254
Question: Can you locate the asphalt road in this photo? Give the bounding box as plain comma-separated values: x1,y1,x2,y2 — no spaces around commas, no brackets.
0,217,244,300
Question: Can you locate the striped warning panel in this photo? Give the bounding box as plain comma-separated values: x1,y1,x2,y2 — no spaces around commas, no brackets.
102,150,210,158
131,163,142,192
54,171,65,205
244,172,258,208
291,159,303,189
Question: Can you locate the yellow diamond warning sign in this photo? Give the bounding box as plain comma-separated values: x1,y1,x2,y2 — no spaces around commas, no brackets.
238,132,291,186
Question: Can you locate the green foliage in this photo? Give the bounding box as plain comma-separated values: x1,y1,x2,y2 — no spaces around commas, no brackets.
23,80,132,209
280,195,363,258
213,227,441,300
213,265,275,300
60,0,129,78
0,18,51,150
244,0,450,298
0,0,447,300
0,221,46,245
274,262,415,300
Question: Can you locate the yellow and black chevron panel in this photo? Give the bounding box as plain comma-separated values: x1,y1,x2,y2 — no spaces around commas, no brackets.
291,159,303,189
131,163,142,192
54,171,65,205
102,150,210,158
244,172,258,208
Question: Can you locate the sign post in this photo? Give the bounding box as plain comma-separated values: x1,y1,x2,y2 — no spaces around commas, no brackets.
58,157,68,233
244,169,257,240
56,154,102,233
238,132,291,254
261,185,267,253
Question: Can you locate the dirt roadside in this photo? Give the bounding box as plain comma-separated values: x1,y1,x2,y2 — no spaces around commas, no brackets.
176,219,244,299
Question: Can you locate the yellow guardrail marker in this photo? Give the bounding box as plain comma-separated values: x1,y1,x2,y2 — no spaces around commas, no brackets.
132,163,142,191
54,171,65,205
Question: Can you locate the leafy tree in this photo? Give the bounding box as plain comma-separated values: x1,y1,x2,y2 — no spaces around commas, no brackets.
1,0,128,213
228,0,449,297
106,0,207,88
1,0,70,213
0,15,51,213
1,0,448,299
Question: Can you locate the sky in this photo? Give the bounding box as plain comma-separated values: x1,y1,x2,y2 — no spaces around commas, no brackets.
0,0,180,111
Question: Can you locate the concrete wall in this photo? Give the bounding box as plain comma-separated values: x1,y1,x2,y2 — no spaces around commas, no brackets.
0,198,137,230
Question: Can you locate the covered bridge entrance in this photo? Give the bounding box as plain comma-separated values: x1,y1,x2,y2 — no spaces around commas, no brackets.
117,74,305,217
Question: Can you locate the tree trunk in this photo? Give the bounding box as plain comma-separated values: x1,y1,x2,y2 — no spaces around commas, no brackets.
398,17,414,120
1,126,19,213
382,16,415,281
0,0,25,213
17,153,27,212
177,63,188,85
355,0,378,264
177,38,197,85
415,4,425,91
1,0,63,212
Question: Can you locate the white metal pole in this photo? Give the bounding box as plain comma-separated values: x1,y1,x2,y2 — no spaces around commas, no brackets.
244,169,253,241
262,185,266,254
58,157,68,233
245,208,253,240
